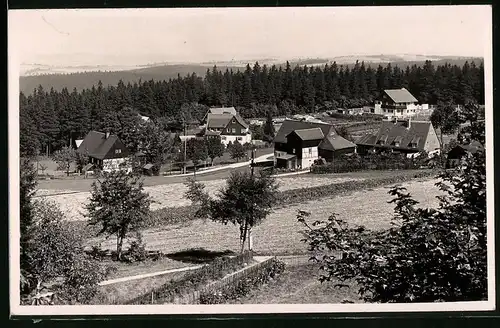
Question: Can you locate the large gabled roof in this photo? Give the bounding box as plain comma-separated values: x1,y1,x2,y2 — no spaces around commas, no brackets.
383,88,418,104
274,119,335,144
288,128,325,141
77,131,128,160
206,112,249,130
319,132,357,151
356,120,433,151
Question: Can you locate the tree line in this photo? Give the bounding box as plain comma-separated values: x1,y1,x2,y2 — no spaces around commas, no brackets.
20,60,484,157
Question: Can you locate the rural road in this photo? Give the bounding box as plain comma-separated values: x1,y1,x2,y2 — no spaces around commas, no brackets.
164,153,273,178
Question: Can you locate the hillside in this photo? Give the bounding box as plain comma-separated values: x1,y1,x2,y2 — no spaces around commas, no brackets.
19,56,483,95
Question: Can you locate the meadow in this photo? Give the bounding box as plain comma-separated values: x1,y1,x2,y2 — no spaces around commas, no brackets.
88,178,443,255
36,175,365,221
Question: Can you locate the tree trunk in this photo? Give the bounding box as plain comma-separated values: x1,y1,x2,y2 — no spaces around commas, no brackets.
116,235,123,261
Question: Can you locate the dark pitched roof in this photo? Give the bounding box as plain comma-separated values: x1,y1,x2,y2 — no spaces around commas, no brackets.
356,120,433,151
274,119,335,144
319,132,357,151
288,128,325,141
77,131,128,160
207,112,249,130
384,88,418,103
207,113,233,128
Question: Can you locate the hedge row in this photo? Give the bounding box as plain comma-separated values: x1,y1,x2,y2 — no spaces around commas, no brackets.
127,251,254,305
276,170,438,206
311,153,430,174
199,258,286,304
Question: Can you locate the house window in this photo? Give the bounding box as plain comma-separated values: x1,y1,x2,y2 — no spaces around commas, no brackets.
292,149,296,154
237,137,242,141
232,128,236,133
115,149,122,154
308,148,312,155
221,136,227,140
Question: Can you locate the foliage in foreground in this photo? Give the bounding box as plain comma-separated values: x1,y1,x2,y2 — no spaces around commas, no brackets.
86,170,152,260
199,258,286,304
185,171,279,253
20,159,112,305
299,106,486,302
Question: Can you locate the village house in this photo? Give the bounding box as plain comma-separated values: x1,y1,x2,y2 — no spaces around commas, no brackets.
76,131,131,173
201,107,252,146
273,120,357,170
374,88,429,119
446,140,484,168
356,118,441,157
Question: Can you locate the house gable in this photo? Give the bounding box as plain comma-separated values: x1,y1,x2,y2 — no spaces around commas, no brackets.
77,131,130,160
423,123,441,152
100,137,130,159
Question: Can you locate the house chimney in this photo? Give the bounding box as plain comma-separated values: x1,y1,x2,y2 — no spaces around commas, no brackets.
106,131,110,139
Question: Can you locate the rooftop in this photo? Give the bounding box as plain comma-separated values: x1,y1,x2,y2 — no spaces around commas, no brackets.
384,88,419,104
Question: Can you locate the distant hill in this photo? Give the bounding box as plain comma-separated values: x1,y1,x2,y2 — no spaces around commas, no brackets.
19,55,483,94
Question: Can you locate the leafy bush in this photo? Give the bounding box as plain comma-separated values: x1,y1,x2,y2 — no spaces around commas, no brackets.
122,232,148,263
128,251,254,304
199,258,286,304
22,199,112,305
298,107,487,302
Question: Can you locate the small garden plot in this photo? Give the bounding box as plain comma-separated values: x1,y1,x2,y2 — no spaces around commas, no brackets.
90,179,444,255
228,263,362,304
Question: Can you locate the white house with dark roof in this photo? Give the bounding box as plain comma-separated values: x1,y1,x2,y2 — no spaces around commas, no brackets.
202,107,252,146
274,119,357,170
76,131,132,173
374,88,429,119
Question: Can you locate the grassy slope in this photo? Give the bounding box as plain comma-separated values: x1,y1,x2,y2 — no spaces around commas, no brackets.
90,175,442,256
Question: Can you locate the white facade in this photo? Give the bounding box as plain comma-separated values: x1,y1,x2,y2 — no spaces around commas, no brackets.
300,146,319,169
220,133,252,147
102,157,132,173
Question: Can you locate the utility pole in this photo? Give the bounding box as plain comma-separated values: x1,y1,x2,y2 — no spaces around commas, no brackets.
183,120,187,174
248,147,256,251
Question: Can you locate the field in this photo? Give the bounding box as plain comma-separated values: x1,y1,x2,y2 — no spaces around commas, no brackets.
89,178,443,255
36,175,365,221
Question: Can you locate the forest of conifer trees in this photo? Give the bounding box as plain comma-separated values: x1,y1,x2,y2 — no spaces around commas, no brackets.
20,60,484,157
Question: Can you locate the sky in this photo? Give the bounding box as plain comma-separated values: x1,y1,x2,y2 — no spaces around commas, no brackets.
8,6,492,67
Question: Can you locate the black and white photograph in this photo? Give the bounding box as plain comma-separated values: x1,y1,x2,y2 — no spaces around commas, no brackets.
8,5,494,316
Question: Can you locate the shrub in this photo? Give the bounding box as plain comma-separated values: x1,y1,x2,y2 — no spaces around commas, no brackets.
128,251,254,304
122,232,148,263
199,258,286,304
311,153,428,174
